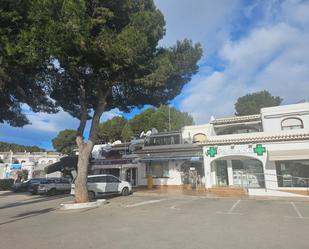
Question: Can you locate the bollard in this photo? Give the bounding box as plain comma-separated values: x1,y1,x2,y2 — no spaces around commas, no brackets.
147,175,153,190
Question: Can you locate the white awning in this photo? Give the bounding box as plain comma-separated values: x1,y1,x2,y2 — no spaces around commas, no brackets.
269,149,309,161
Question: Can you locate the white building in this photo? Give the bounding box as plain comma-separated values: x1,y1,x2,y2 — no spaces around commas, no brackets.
203,103,309,196
79,102,309,196
0,151,62,179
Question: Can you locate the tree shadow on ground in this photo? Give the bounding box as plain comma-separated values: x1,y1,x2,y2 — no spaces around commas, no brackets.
0,191,30,197
98,193,133,200
0,208,56,226
0,194,71,210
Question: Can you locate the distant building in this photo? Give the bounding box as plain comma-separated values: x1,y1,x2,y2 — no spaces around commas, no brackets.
0,151,62,179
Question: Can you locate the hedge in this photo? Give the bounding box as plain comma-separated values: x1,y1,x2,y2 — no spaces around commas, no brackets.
0,179,14,190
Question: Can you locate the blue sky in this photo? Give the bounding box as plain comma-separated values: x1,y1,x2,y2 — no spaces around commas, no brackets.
1,0,309,150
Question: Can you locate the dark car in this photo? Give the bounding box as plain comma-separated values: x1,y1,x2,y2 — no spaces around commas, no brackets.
11,180,31,192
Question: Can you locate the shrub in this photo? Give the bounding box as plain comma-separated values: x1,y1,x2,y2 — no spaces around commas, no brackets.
0,179,14,190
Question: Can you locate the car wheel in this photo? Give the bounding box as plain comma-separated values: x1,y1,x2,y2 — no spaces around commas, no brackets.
121,187,129,196
48,188,57,196
88,191,95,201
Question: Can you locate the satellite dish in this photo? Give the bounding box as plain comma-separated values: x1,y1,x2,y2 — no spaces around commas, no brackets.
151,128,158,134
146,130,152,137
112,140,122,145
140,131,145,138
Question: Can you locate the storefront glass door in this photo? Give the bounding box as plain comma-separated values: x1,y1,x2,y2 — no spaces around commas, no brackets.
215,160,229,186
126,168,137,186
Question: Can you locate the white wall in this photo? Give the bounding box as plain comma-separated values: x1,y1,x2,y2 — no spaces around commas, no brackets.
261,103,309,132
0,164,5,179
138,161,184,186
182,124,212,142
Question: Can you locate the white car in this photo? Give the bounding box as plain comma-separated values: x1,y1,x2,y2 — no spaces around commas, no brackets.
71,174,132,200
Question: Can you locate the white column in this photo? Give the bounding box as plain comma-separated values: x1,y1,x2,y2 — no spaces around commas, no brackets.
203,147,212,188
264,160,278,189
227,160,233,186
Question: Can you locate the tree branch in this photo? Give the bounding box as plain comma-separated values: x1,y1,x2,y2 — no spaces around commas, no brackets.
88,88,111,142
76,84,88,147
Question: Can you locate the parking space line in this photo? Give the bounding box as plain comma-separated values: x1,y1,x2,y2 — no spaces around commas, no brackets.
216,199,242,215
284,202,309,220
170,205,181,210
229,200,241,213
125,199,163,208
168,197,201,211
291,202,303,218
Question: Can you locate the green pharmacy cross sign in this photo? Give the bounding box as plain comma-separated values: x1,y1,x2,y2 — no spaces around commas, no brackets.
207,147,217,157
254,144,266,156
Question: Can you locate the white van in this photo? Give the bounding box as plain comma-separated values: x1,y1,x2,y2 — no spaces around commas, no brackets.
71,174,132,200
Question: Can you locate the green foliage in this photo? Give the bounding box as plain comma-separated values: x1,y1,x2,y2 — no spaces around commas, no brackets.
129,108,156,135
0,141,44,152
96,106,194,143
52,129,77,155
121,125,134,142
30,0,202,121
97,116,128,143
129,106,194,135
3,0,202,202
0,179,14,190
235,90,283,116
0,0,57,126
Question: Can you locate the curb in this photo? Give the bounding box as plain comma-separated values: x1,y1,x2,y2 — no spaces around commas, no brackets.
60,199,107,210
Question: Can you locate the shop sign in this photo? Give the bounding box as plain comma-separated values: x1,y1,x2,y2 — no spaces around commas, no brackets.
253,144,266,156
206,144,267,157
218,146,253,156
206,147,217,157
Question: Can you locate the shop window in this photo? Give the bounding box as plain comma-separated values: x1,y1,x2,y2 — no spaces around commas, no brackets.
231,159,265,188
276,160,309,187
146,161,169,178
281,118,304,130
180,161,204,185
216,125,260,135
146,134,180,146
99,168,120,178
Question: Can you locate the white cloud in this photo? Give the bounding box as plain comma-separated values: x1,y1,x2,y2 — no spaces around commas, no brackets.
100,109,122,122
155,0,241,55
0,108,122,149
180,0,309,124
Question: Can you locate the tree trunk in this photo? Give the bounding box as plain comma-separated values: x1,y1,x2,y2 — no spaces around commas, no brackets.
74,88,110,203
74,139,93,203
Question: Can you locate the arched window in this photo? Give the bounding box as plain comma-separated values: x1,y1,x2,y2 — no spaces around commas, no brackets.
281,117,304,130
193,133,207,143
216,125,260,135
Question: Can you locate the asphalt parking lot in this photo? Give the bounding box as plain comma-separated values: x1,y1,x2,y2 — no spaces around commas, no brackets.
1,191,309,249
